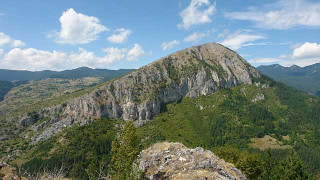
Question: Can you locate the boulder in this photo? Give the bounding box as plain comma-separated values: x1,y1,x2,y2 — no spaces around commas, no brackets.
138,142,246,180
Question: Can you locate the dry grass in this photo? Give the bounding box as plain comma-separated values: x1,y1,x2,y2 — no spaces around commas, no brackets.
248,135,292,150
282,135,290,141
0,164,69,180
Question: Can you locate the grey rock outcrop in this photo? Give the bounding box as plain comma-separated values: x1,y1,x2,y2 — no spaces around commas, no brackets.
252,93,265,102
0,135,10,141
138,142,246,180
12,42,260,143
19,115,36,127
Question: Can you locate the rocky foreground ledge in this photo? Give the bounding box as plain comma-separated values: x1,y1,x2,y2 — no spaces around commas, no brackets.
138,142,246,180
1,142,246,180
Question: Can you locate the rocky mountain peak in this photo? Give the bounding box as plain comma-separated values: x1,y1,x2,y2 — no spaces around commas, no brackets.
11,42,260,143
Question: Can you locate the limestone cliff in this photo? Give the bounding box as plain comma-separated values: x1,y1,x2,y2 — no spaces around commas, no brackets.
11,42,260,143
138,142,246,180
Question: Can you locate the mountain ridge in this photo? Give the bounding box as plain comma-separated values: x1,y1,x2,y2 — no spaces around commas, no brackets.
0,67,134,82
257,63,320,96
7,42,260,143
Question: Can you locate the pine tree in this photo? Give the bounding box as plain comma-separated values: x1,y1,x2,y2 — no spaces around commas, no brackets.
270,151,311,180
110,121,140,180
262,150,275,178
236,151,266,179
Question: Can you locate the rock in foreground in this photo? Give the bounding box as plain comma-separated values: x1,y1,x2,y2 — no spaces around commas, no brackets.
138,142,246,180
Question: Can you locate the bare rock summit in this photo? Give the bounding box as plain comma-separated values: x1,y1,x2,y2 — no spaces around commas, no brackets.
138,142,246,180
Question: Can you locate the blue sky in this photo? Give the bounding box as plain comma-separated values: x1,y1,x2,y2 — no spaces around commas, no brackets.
0,0,320,71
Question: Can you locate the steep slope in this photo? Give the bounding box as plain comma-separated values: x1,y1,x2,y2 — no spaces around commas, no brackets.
9,42,260,143
257,63,320,96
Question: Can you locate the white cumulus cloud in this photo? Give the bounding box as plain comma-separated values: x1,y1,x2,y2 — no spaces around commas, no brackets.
107,28,132,43
52,8,109,45
183,32,209,42
219,30,266,50
11,40,26,47
0,32,26,48
69,47,126,67
178,0,216,29
250,42,320,67
0,41,149,70
1,48,69,71
280,42,320,67
100,47,127,64
127,44,147,61
224,0,320,29
0,47,129,71
292,42,320,59
249,58,280,64
0,32,11,46
161,40,180,51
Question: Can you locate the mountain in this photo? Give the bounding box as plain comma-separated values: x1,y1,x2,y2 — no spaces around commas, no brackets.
257,63,320,96
0,67,134,82
9,42,259,143
1,42,319,179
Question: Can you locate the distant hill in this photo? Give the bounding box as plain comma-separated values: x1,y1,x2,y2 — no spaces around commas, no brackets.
257,63,320,96
0,80,27,101
0,67,134,82
0,77,103,116
0,67,134,102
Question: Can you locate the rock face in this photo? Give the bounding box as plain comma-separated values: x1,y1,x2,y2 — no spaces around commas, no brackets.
138,142,246,180
11,42,260,143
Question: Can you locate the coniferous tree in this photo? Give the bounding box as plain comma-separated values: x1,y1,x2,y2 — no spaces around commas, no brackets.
236,151,266,179
270,151,311,180
110,121,140,180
